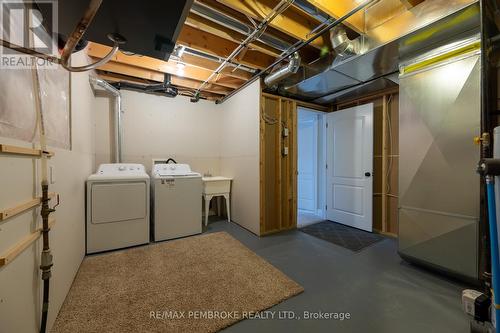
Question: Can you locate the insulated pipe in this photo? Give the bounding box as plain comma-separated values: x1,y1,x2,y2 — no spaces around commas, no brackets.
486,175,500,333
264,52,301,86
217,0,379,104
89,77,122,163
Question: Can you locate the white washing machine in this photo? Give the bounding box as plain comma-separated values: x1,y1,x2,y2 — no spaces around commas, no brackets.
152,162,202,241
86,163,150,254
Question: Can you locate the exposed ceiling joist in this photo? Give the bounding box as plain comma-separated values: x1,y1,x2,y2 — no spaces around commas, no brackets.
87,43,245,89
401,0,425,7
197,0,321,57
305,0,366,33
94,61,233,96
215,0,326,48
177,24,276,69
180,52,254,81
185,13,282,57
97,72,223,101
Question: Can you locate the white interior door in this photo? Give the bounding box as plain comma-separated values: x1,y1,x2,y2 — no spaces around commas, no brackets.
298,111,318,212
326,103,373,231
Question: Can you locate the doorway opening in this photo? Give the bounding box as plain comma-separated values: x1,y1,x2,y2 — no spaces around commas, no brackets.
297,107,325,228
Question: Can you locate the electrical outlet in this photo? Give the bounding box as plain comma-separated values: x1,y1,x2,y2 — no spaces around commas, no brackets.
283,128,289,137
283,147,289,156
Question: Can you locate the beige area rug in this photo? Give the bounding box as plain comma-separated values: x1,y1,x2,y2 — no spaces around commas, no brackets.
52,232,303,333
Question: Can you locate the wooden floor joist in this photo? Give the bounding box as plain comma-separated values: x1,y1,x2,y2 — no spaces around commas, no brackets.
185,13,282,58
216,0,326,48
177,25,276,69
87,43,246,89
96,72,225,101
0,144,54,158
0,218,55,267
0,193,56,221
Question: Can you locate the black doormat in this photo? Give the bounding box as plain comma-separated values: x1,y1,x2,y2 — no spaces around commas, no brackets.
299,221,385,252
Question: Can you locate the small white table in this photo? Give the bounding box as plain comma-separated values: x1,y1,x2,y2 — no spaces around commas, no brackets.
202,176,232,226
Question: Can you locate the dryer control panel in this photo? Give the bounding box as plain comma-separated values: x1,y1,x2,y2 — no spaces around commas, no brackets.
97,163,146,176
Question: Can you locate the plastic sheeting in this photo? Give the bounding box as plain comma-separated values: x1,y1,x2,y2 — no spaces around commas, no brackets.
0,48,71,149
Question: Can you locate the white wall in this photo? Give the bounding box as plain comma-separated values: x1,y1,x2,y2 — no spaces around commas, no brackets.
298,110,319,213
0,52,260,333
0,52,95,332
94,90,223,175
94,82,261,235
219,81,261,235
297,107,326,217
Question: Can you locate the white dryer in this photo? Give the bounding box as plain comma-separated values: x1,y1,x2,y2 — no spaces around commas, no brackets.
152,163,202,241
86,163,150,254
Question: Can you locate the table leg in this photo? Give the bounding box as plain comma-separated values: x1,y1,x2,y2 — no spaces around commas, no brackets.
204,195,212,226
224,194,231,222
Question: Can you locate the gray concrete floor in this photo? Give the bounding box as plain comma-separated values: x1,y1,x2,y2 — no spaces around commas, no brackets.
297,211,323,228
205,218,471,333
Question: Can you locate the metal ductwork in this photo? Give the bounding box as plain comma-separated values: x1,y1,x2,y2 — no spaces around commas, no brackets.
264,52,301,87
282,0,479,104
89,76,123,163
330,26,362,60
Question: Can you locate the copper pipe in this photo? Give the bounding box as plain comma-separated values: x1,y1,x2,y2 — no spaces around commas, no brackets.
59,0,126,72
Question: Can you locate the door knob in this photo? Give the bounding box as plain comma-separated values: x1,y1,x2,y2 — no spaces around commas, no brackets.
365,172,371,177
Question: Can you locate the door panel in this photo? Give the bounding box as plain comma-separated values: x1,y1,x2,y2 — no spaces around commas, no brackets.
298,115,318,212
326,103,373,231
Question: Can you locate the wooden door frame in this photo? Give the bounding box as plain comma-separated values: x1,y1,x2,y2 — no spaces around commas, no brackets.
260,92,329,236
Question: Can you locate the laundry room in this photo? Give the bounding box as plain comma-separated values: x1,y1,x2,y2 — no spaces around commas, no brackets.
1,1,500,333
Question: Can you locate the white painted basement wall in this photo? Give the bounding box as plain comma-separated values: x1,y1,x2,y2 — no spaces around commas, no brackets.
94,80,261,234
219,80,261,235
0,53,95,332
94,90,223,175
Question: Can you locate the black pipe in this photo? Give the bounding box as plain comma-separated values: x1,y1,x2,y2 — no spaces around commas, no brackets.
39,183,54,333
112,81,178,98
111,73,178,98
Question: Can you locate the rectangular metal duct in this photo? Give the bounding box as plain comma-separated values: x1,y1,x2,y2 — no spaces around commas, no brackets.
283,0,479,104
35,0,193,61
